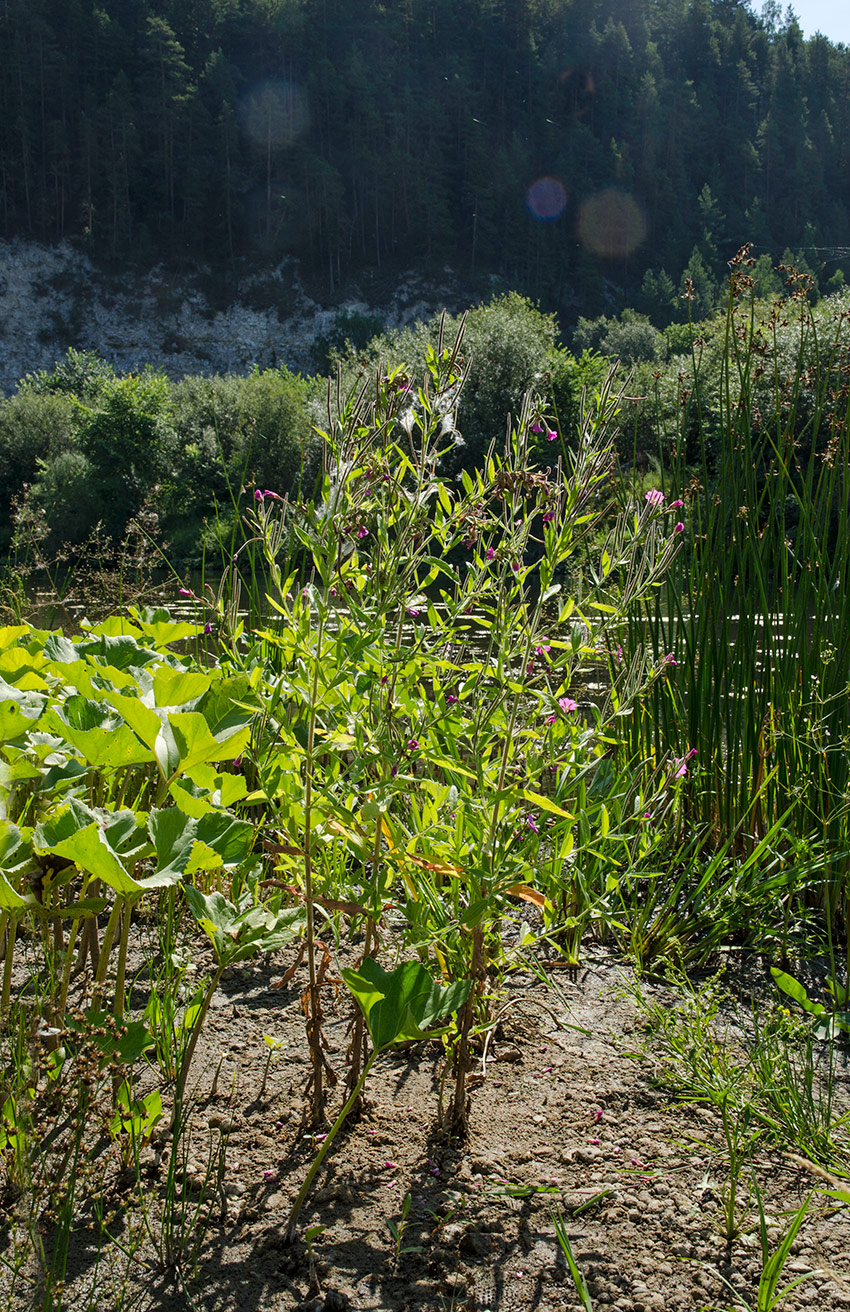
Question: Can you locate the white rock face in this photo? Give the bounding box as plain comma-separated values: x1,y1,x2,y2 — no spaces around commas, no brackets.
0,238,460,394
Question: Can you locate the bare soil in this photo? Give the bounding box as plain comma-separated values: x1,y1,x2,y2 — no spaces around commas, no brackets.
4,932,850,1312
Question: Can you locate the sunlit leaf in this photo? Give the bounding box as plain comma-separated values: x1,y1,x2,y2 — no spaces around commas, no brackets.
342,958,470,1053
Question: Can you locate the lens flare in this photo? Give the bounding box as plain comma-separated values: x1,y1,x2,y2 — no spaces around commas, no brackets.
238,79,310,148
577,189,646,257
526,176,567,221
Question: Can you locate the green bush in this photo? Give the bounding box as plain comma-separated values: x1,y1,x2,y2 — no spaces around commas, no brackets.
0,390,78,549
25,448,102,547
162,367,318,561
75,373,174,540
331,292,571,474
23,348,117,402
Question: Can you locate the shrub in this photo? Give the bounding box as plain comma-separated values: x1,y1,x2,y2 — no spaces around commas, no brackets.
0,390,78,549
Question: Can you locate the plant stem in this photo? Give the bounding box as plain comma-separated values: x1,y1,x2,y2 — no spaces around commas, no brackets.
1,912,17,1016
176,964,224,1103
284,1050,378,1242
303,608,327,1127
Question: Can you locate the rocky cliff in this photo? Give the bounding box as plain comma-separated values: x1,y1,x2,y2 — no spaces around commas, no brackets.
0,240,462,394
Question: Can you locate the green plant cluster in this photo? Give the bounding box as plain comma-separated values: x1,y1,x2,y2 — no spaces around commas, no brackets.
0,323,697,1300
2,314,850,1306
0,294,608,565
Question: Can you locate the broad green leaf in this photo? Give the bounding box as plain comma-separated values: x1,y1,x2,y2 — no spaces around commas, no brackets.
42,632,80,664
48,702,155,769
99,808,150,863
169,711,251,774
184,885,303,966
35,808,169,895
148,808,197,881
0,871,36,911
81,616,143,639
130,616,204,645
184,764,247,808
771,968,826,1015
0,822,33,877
197,675,254,737
155,718,181,778
341,958,470,1053
169,778,217,819
35,820,129,890
77,634,161,670
99,690,163,749
0,647,48,690
192,812,254,870
0,699,41,743
152,667,212,708
0,625,31,650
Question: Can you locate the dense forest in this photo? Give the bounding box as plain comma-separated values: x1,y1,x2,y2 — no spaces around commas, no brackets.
2,0,850,314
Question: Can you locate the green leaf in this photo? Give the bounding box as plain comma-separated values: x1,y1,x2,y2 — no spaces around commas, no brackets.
49,703,155,769
70,1013,155,1066
185,764,247,808
155,718,181,778
0,870,36,911
0,822,33,877
77,634,161,670
100,690,163,750
169,711,251,775
148,809,198,881
0,698,41,743
152,667,212,708
184,886,303,967
192,812,255,871
771,968,826,1016
516,788,574,820
341,958,470,1053
34,805,171,895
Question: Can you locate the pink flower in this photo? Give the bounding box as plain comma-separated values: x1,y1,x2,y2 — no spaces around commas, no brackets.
542,510,555,523
664,653,678,666
670,498,684,508
674,522,685,534
546,428,557,442
645,489,665,508
557,697,578,714
446,694,458,705
384,1160,399,1169
531,421,544,434
673,748,698,778
356,525,369,539
179,587,194,597
526,815,539,834
486,547,496,561
203,622,213,635
535,643,551,656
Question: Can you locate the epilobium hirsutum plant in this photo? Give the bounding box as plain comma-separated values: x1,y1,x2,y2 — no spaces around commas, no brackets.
224,320,684,1132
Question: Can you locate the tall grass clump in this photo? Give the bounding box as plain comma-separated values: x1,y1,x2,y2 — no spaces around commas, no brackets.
627,249,850,955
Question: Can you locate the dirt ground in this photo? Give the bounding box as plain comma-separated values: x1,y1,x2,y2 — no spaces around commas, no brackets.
4,932,850,1312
